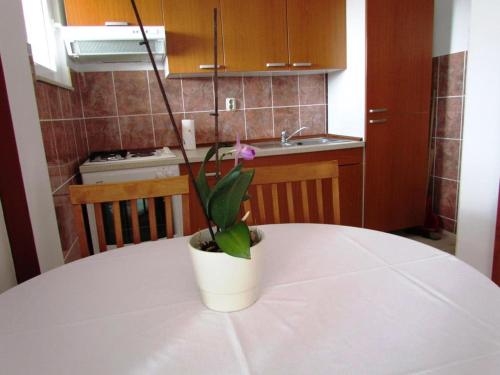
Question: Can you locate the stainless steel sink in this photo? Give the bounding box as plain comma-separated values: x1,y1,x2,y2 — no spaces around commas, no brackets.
251,137,350,149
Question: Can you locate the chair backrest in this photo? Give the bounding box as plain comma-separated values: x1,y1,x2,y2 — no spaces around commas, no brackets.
243,161,340,225
69,175,190,257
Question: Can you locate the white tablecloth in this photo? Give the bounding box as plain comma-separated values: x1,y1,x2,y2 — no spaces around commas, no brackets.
1,224,500,374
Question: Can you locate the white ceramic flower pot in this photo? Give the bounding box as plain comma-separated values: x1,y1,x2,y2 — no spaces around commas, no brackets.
188,228,264,312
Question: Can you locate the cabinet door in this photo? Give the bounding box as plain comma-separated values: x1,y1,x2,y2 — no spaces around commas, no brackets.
164,0,224,75
221,0,288,72
64,0,163,26
287,0,346,70
365,0,433,231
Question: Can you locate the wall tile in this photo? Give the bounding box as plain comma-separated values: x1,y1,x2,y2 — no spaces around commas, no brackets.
218,77,243,110
433,177,457,219
431,57,439,96
272,76,299,107
434,139,460,180
73,119,88,163
243,76,272,108
439,216,456,233
85,117,121,152
119,115,156,149
153,113,184,147
80,72,117,117
46,84,62,119
273,107,299,136
219,110,245,142
149,72,183,113
300,105,327,135
245,108,273,139
40,121,62,191
70,72,83,118
114,71,150,115
299,75,326,105
34,82,51,120
436,97,462,139
438,52,465,97
182,77,214,112
60,89,73,119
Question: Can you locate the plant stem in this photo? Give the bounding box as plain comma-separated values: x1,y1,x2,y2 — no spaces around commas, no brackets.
130,0,215,241
212,8,220,181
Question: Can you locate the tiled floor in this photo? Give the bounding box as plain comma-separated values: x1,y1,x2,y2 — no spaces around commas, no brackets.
397,230,456,255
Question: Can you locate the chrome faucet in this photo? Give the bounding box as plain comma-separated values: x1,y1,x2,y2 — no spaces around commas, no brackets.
281,127,309,144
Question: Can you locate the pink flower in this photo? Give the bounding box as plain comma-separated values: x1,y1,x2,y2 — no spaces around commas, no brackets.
234,134,256,166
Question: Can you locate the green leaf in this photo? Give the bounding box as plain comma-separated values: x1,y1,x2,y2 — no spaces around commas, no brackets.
206,163,242,208
195,145,217,213
215,222,251,259
209,169,255,230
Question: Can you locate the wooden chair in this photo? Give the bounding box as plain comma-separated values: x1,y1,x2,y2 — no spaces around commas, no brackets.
69,175,190,257
243,160,340,225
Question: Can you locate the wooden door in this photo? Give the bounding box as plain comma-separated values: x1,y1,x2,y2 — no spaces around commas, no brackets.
221,0,288,72
163,0,224,75
287,0,346,70
365,0,433,231
64,0,163,26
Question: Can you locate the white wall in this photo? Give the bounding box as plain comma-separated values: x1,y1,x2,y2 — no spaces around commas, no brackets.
0,1,63,272
327,0,366,139
433,0,470,56
0,201,17,293
456,0,500,277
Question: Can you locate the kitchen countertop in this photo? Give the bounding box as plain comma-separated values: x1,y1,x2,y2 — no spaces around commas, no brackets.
80,139,365,173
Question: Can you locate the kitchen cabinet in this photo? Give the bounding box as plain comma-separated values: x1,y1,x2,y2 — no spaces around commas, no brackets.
163,0,224,74
364,0,433,231
221,0,288,72
64,0,163,26
180,147,363,233
287,0,346,70
163,0,346,74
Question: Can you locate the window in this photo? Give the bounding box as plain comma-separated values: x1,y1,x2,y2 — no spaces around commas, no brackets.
21,0,71,88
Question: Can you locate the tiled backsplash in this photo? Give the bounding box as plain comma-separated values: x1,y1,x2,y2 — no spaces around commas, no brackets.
34,70,327,263
34,72,89,263
430,51,467,233
78,71,328,150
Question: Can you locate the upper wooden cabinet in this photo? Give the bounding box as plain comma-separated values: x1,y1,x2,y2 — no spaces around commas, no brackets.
64,0,163,26
221,0,288,72
287,0,346,70
163,0,224,74
162,0,346,74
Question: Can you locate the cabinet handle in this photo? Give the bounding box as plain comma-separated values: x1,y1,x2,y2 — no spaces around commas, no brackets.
199,64,224,69
205,172,217,177
266,63,287,68
292,62,313,67
368,108,388,113
369,119,387,124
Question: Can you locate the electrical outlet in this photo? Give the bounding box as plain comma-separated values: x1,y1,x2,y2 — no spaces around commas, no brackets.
225,98,237,111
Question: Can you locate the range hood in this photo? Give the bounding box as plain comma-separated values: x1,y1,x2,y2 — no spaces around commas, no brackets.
62,26,165,64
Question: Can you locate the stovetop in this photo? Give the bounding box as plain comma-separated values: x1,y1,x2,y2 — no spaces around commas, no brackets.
88,148,173,163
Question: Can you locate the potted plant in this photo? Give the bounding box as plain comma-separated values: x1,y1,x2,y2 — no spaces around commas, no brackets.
188,136,264,312
131,2,262,311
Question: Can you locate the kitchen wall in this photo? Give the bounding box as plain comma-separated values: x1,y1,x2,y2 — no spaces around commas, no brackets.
76,71,327,151
34,70,327,263
34,72,89,263
430,51,467,233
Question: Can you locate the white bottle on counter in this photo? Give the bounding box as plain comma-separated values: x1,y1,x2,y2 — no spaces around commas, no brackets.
182,119,196,150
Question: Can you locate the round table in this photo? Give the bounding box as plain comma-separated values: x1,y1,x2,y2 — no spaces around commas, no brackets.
1,224,500,374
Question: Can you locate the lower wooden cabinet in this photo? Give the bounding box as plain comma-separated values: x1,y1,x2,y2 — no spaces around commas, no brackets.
180,147,363,233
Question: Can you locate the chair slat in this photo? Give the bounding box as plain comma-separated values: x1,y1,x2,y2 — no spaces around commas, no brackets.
301,180,310,222
316,179,325,223
148,198,158,240
182,194,191,236
73,204,90,258
130,199,140,244
112,201,124,248
271,183,280,223
164,196,174,238
286,182,295,222
332,177,341,224
243,200,253,225
94,203,107,252
257,185,266,224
